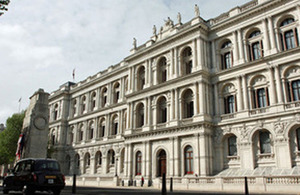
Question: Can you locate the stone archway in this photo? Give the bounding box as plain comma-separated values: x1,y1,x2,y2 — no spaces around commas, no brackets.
158,150,167,177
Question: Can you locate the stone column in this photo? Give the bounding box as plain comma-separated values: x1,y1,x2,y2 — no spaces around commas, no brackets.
237,76,243,111
148,59,153,87
124,144,129,177
199,133,208,176
142,142,147,176
240,143,255,170
174,137,180,177
237,29,245,64
243,40,249,62
174,48,179,77
268,17,278,53
96,88,101,109
107,83,112,106
105,114,110,137
170,138,175,177
146,141,152,179
147,97,152,128
128,144,133,179
145,60,149,87
194,82,199,115
192,39,197,71
214,84,220,115
262,18,270,54
102,151,107,174
198,81,205,114
233,31,239,65
211,40,217,71
242,75,249,110
274,139,292,168
197,37,202,69
76,97,80,116
274,65,283,103
175,88,179,120
194,133,200,176
268,67,276,105
90,151,96,174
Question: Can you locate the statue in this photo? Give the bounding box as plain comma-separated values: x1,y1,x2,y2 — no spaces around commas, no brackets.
164,17,174,26
177,12,182,24
133,38,137,49
153,25,157,36
194,4,200,17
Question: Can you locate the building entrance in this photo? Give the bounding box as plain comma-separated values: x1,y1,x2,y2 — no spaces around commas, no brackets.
158,150,166,176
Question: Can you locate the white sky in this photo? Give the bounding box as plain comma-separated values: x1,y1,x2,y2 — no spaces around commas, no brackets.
0,0,249,124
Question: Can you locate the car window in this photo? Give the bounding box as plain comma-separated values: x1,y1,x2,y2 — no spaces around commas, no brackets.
14,162,25,173
24,162,32,172
35,160,60,171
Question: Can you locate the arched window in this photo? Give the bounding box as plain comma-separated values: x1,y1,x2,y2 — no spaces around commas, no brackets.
137,66,145,91
108,150,115,165
220,41,233,70
296,128,300,151
287,79,300,102
75,154,80,169
248,30,263,61
85,153,91,167
111,115,118,136
96,151,102,166
101,87,108,107
125,77,129,92
181,47,193,75
99,119,106,138
251,76,269,109
53,104,58,120
113,82,120,104
182,89,194,119
158,150,167,177
80,96,87,114
90,92,97,111
157,97,167,124
259,131,271,154
136,103,144,128
158,57,167,84
224,95,236,114
136,151,142,175
228,135,237,156
88,121,94,140
78,124,84,141
51,130,56,145
184,146,193,174
253,88,269,108
72,99,77,117
68,126,74,145
280,18,298,51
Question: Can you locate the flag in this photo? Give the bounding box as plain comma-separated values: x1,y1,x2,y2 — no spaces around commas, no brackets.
16,133,25,160
72,68,75,80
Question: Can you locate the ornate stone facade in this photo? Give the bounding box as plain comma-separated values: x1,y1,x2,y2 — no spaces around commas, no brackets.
48,0,300,192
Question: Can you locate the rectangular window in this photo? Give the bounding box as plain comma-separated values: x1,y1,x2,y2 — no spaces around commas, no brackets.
292,80,300,101
260,132,271,154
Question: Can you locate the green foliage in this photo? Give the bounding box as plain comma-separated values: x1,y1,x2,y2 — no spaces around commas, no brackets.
0,112,25,165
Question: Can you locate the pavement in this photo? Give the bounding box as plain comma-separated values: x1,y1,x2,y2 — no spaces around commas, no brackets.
0,185,298,195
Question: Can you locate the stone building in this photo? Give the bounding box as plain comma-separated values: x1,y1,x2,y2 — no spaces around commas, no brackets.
48,0,300,192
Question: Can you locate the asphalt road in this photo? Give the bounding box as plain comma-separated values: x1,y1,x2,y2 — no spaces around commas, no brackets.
0,185,297,195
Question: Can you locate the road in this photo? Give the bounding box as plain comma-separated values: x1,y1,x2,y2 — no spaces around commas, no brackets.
0,185,296,195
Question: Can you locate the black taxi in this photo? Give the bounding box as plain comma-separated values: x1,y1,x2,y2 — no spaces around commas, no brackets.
2,158,65,195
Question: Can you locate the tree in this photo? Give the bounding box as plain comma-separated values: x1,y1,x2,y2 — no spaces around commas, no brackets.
0,0,10,16
0,112,25,165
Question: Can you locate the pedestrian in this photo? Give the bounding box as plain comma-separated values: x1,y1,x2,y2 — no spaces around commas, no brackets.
141,176,144,187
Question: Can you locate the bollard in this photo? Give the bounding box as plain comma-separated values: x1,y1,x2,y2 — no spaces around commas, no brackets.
148,179,152,187
72,174,76,194
162,173,166,195
122,180,124,186
245,177,249,195
170,177,173,192
133,180,136,186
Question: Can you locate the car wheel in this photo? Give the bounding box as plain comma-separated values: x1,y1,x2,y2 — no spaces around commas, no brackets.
53,189,61,195
3,189,9,194
22,185,35,195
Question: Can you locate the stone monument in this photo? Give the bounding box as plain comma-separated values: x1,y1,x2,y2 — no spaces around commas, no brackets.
21,88,49,159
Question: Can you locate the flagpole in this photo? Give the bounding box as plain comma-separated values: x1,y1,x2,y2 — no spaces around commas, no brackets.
18,97,21,113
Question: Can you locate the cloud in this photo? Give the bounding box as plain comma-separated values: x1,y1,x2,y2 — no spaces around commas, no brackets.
0,0,249,123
